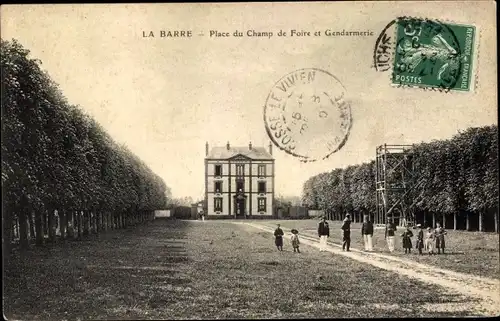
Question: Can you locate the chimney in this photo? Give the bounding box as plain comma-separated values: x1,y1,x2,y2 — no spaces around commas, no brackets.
205,142,209,156
269,142,273,155
249,141,252,150
226,141,230,150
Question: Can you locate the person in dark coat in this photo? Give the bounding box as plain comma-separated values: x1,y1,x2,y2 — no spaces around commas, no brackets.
341,214,352,251
318,217,330,252
400,226,414,254
434,222,447,254
415,224,424,255
361,214,374,251
274,224,284,251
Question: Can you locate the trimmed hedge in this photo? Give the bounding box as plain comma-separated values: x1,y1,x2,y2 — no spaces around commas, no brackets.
2,39,169,249
302,125,498,231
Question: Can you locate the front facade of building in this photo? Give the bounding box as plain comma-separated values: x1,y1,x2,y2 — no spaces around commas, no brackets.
204,142,275,218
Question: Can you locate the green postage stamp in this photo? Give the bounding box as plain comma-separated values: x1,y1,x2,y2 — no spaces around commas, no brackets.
391,17,476,92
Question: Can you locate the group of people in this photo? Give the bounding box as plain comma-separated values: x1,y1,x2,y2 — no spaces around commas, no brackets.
273,215,448,255
273,224,301,253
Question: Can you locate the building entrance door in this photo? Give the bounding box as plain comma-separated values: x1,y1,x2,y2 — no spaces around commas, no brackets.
234,194,247,218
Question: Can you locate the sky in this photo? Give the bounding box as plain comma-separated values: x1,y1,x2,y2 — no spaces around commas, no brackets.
1,3,497,200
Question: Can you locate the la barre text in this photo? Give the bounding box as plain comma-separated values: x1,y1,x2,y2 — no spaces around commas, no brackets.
142,29,374,39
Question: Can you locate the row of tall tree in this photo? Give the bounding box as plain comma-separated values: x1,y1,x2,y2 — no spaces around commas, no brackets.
302,125,498,231
1,39,170,253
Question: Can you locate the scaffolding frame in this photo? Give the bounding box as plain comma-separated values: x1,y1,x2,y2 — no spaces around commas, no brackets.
375,144,425,226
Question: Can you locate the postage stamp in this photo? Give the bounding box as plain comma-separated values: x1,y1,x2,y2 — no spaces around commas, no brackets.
391,17,476,92
263,68,352,163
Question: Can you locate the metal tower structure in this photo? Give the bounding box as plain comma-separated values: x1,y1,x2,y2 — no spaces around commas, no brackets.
375,144,425,226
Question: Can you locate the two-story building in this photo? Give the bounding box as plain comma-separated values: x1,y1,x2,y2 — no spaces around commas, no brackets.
204,142,275,219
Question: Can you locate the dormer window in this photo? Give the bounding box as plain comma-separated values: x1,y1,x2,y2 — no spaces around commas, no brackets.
236,164,244,176
258,165,266,177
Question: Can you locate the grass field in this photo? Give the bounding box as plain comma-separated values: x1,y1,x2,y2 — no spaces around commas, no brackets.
262,219,500,280
3,218,493,320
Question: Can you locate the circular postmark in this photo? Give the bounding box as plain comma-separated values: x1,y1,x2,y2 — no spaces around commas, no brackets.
373,18,399,72
392,17,463,91
263,68,352,163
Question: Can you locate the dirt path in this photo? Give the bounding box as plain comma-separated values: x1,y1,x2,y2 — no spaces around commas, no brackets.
237,222,500,316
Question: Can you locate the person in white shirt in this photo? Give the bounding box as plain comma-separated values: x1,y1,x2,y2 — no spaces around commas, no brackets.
317,217,330,252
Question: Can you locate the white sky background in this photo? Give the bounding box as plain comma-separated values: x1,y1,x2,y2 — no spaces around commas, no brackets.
1,3,497,200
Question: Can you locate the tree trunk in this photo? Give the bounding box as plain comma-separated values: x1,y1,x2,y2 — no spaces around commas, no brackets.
466,212,470,231
90,211,96,234
83,210,90,236
77,211,83,239
442,213,446,229
19,212,29,249
96,211,101,233
495,211,498,234
432,212,436,228
103,211,108,231
48,209,57,242
478,212,483,232
67,210,75,238
11,218,15,241
34,210,44,245
94,211,99,233
29,211,36,242
3,212,15,264
453,212,457,230
43,210,48,237
59,210,67,240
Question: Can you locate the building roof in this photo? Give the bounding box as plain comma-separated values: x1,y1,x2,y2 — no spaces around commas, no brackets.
206,146,273,160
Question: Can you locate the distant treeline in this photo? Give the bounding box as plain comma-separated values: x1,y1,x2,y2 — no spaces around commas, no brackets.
1,39,169,250
302,125,498,231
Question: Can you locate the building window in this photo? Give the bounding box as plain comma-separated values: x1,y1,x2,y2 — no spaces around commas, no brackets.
236,164,244,176
258,198,266,212
214,197,223,212
258,165,266,177
236,180,244,193
258,182,266,193
214,181,222,193
215,164,222,176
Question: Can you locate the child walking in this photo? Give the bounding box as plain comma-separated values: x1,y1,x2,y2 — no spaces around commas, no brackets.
401,226,414,254
291,229,300,253
425,227,435,255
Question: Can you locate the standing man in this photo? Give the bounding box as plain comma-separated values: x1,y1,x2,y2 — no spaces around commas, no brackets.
341,213,352,251
318,216,330,252
385,220,397,253
361,214,374,251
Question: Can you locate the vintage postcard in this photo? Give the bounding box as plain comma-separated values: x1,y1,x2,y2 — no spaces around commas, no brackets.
1,2,498,319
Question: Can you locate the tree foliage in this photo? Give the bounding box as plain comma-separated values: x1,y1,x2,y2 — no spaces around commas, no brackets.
1,39,169,217
302,125,498,218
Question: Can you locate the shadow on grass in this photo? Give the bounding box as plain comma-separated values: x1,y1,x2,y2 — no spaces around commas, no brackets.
4,218,193,321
